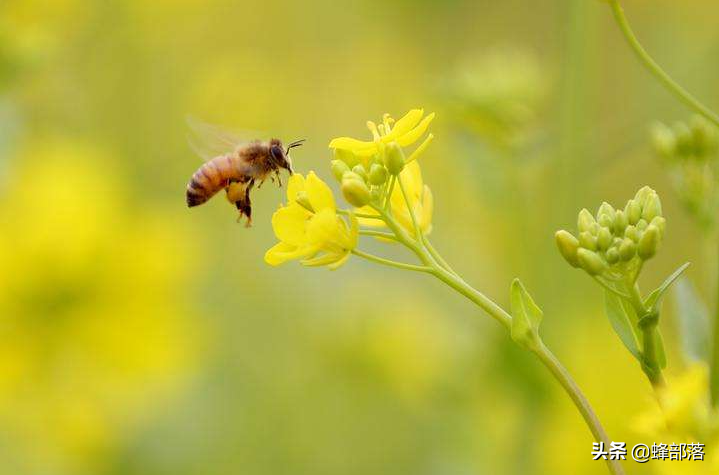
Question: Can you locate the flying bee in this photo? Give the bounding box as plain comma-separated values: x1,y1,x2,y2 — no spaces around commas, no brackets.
185,117,304,226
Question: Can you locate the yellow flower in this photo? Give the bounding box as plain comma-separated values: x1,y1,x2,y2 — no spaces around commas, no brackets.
265,172,358,269
356,160,434,235
329,108,435,158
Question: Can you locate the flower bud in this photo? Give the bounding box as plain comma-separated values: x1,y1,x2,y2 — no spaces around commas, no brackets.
606,247,620,264
577,209,596,233
638,224,660,260
634,186,654,208
384,142,405,175
674,122,693,156
579,231,597,251
597,227,612,250
624,225,638,242
641,191,662,221
331,160,350,182
651,122,677,157
555,230,580,268
619,238,636,261
341,177,371,207
577,249,607,276
598,202,616,221
334,148,359,167
341,171,365,184
636,219,648,232
368,163,388,185
352,164,368,182
613,210,628,235
625,200,642,225
650,216,666,235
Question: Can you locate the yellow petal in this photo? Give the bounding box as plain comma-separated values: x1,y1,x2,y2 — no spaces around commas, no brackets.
264,241,313,266
327,251,351,270
306,171,335,212
271,204,309,246
328,137,378,153
301,252,343,267
355,205,385,228
396,112,435,147
286,173,306,202
384,109,424,140
306,208,339,246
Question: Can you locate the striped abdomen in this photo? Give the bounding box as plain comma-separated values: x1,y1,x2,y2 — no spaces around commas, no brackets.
186,154,241,207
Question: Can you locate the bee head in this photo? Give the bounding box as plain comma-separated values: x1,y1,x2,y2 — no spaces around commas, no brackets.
270,138,304,175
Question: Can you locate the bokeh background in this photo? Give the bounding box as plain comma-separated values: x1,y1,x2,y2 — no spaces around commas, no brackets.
1,0,718,474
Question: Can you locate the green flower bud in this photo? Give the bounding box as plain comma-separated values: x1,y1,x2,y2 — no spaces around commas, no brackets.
641,191,662,221
624,225,639,242
625,200,642,225
613,210,628,235
341,177,371,207
638,224,661,260
577,249,607,276
619,238,636,261
368,163,388,185
674,121,693,156
331,160,350,182
352,164,368,182
636,219,648,232
334,148,359,167
690,116,715,157
384,142,405,175
634,186,653,208
598,202,616,221
295,191,314,212
342,171,365,184
579,231,597,251
597,227,612,250
598,214,613,228
651,122,677,157
555,230,580,268
606,247,620,264
650,216,666,235
577,209,596,233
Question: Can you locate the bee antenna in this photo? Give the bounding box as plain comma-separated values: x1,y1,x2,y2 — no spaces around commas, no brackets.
285,139,306,154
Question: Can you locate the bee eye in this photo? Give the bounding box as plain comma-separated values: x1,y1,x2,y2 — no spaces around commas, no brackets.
270,145,284,161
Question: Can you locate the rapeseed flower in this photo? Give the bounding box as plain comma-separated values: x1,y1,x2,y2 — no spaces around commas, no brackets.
265,172,358,269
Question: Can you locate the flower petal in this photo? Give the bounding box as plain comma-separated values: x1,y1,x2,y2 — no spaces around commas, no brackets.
396,112,435,147
264,241,313,266
384,109,424,140
306,171,335,212
271,204,309,245
286,173,305,202
328,137,377,153
306,208,339,246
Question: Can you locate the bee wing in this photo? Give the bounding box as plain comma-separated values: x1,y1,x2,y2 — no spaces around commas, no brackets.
186,116,265,162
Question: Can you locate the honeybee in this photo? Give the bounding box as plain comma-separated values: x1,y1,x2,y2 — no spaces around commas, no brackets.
185,118,304,226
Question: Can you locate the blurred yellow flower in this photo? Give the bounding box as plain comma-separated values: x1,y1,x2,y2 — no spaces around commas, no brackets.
265,172,358,269
329,108,435,158
0,139,200,474
634,364,719,474
356,160,434,235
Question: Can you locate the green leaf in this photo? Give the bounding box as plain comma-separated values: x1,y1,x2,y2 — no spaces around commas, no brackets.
510,278,543,351
673,278,710,363
604,289,643,361
644,262,691,310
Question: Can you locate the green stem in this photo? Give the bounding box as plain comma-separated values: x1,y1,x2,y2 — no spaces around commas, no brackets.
351,249,431,273
337,209,384,220
424,238,457,275
397,174,421,239
608,0,719,128
593,276,631,300
628,282,667,389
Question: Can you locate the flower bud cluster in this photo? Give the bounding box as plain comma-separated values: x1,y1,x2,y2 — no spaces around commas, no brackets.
652,116,719,162
331,142,401,208
556,187,665,278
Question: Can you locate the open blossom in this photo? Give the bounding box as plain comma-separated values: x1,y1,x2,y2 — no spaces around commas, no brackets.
264,172,358,269
329,108,435,159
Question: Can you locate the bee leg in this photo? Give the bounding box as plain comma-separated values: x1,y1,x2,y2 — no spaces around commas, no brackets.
275,171,282,187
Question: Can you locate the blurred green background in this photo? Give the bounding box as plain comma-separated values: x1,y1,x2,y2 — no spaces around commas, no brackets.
1,0,718,474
